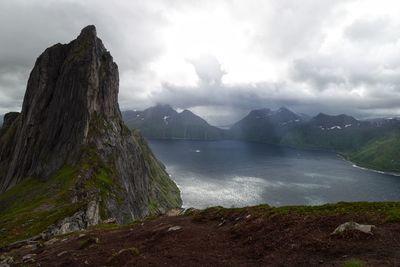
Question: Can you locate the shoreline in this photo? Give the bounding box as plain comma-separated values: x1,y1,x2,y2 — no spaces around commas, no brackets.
351,163,400,177
337,154,400,177
151,138,400,178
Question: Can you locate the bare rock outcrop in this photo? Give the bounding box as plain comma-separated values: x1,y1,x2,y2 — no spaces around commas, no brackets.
0,25,181,225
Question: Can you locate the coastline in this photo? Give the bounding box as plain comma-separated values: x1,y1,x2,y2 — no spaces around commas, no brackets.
151,137,400,178
337,153,400,177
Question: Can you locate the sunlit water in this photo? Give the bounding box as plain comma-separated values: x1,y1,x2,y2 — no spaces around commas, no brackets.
148,140,400,209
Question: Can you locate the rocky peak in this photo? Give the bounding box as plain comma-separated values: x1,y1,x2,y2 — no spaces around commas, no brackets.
244,107,300,123
178,110,208,125
270,107,300,123
78,25,97,40
248,108,271,118
311,113,358,127
143,104,177,120
3,25,120,190
0,26,181,226
150,104,176,114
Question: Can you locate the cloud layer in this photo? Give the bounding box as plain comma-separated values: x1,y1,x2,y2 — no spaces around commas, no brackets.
1,0,400,125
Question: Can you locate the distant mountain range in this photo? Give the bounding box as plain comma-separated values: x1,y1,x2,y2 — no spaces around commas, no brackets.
3,104,400,173
121,105,400,173
122,104,223,140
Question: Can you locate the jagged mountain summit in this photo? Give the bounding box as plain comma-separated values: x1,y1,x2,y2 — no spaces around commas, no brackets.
228,107,303,142
0,25,181,243
225,106,400,158
310,113,359,130
122,104,224,139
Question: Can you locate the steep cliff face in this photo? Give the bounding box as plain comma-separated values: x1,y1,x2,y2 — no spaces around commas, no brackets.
0,26,181,242
1,25,121,191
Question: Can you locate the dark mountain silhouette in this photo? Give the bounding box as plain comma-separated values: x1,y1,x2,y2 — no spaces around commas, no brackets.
228,107,303,142
0,26,181,243
122,104,224,139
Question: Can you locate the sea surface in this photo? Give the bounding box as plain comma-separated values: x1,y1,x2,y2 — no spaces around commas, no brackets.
148,140,400,208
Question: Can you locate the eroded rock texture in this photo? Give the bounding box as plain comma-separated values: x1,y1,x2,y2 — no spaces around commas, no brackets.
0,25,181,223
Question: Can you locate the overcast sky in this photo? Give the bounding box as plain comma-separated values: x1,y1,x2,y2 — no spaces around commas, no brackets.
1,0,400,125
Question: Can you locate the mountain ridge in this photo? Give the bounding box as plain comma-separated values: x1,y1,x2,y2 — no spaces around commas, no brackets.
121,105,400,173
0,25,181,245
122,104,224,140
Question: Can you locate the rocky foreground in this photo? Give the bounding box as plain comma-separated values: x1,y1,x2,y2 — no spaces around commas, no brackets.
1,202,400,266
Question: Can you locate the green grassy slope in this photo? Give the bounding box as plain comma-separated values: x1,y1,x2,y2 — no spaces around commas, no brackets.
0,167,83,247
348,133,400,173
280,126,387,153
0,126,182,248
279,125,400,174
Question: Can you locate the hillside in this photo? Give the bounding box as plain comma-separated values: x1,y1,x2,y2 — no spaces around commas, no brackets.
228,108,393,152
280,124,387,152
122,105,223,140
280,115,400,167
225,108,400,173
0,25,181,246
2,202,400,266
348,133,400,173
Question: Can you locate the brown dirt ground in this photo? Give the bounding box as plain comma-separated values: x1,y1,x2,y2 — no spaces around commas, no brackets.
3,207,400,267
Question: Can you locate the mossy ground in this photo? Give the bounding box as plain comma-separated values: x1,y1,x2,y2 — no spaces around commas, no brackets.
0,167,83,247
196,201,400,223
7,200,400,266
0,161,122,248
0,126,182,248
343,259,365,267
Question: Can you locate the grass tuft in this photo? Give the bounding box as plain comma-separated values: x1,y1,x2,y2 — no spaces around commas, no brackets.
343,259,364,267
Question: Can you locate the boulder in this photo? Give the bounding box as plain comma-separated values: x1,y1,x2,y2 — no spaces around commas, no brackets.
332,222,375,235
167,226,182,232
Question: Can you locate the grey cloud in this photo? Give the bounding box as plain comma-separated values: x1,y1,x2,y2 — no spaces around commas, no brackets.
0,0,169,114
153,49,400,124
233,0,350,59
290,53,400,91
152,79,375,125
290,58,346,90
1,0,400,124
344,17,399,43
187,54,226,86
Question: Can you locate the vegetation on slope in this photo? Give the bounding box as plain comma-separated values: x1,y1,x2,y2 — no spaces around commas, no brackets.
348,132,400,173
132,129,182,213
280,125,390,153
0,138,182,248
199,201,400,223
0,110,182,248
0,167,83,247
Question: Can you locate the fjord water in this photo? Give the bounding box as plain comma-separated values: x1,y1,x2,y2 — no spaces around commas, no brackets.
148,140,400,208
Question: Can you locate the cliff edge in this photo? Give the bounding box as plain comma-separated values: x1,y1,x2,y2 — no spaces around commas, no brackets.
0,26,181,244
